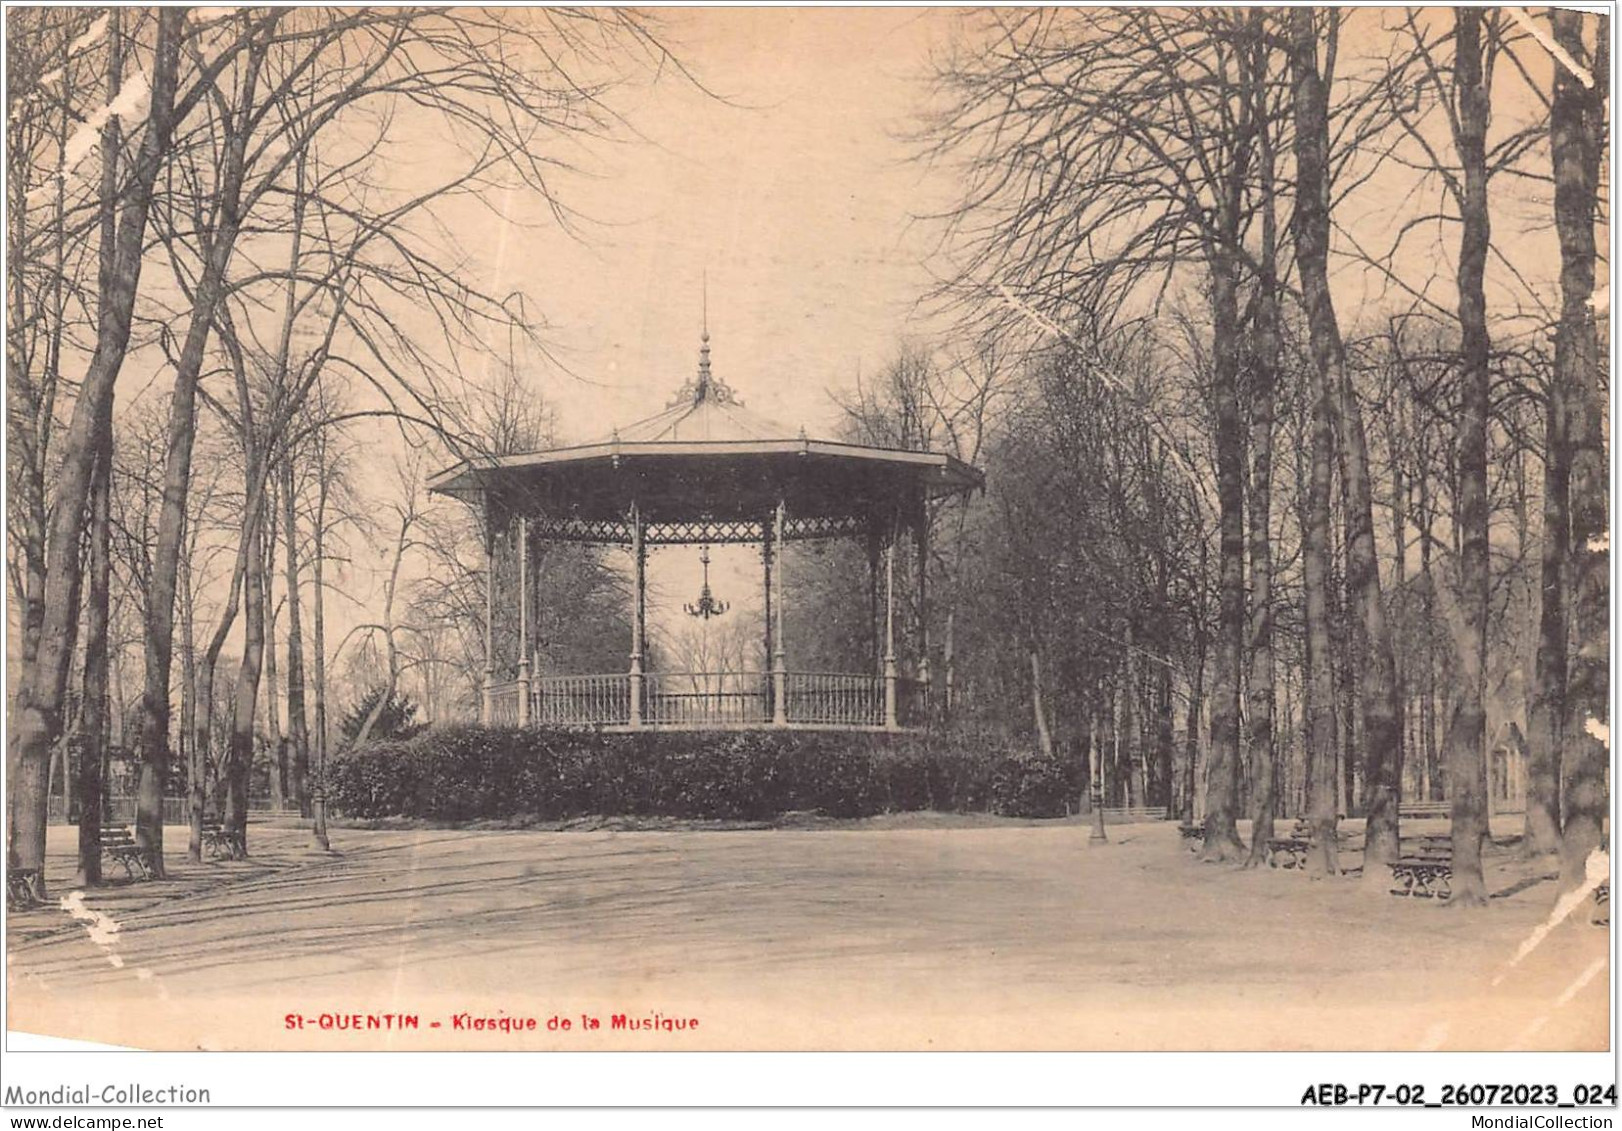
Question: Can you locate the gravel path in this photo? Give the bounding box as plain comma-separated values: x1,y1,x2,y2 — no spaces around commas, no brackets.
7,817,1607,1051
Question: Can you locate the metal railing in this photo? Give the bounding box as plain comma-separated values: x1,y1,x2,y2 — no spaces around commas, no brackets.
536,673,631,726
645,671,771,727
784,671,885,727
489,681,521,726
48,796,188,825
486,671,927,729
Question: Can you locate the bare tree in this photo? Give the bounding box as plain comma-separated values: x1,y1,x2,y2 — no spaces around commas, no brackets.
1287,7,1420,880
1548,10,1609,895
6,8,102,674
1437,7,1494,907
9,8,183,886
1242,12,1284,868
1524,324,1567,857
74,433,113,885
922,8,1278,860
1287,7,1350,878
281,449,312,814
223,450,267,850
127,8,679,867
343,457,426,750
261,484,285,811
308,381,347,851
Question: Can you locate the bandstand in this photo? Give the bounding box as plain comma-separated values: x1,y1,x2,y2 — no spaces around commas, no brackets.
427,328,982,732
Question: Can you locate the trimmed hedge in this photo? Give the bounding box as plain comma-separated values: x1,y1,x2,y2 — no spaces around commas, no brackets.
327,726,1079,822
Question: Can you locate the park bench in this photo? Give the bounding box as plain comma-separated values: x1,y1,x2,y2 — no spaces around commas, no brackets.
1101,805,1168,823
1265,819,1355,870
1397,800,1450,820
201,819,244,861
7,866,44,910
1267,819,1316,869
100,825,155,880
1388,835,1453,899
1178,823,1204,851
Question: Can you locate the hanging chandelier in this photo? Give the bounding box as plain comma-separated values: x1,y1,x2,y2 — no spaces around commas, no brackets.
684,544,729,620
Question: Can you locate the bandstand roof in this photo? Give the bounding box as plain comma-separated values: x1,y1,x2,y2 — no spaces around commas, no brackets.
427,330,983,534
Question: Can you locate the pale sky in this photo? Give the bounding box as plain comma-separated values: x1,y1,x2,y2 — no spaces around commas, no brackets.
456,6,961,444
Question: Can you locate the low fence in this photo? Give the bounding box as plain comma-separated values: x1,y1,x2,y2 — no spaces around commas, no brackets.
47,796,302,825
48,796,187,825
488,670,927,729
537,673,631,726
489,681,521,727
783,672,885,727
645,671,772,727
1098,805,1170,824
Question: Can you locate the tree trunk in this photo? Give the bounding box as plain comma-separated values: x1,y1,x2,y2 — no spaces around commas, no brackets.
264,146,315,817
1096,700,1109,843
1416,426,1442,801
135,256,236,873
131,31,267,872
1153,652,1175,812
1290,7,1398,875
1288,7,1351,878
11,46,73,677
1243,364,1278,867
1303,349,1342,878
282,457,313,817
1389,402,1408,804
1337,370,1403,867
263,484,285,812
1244,56,1281,867
177,556,197,824
46,743,65,825
350,506,413,749
1030,650,1054,759
190,480,267,857
225,500,266,851
1524,340,1567,855
1201,245,1248,861
1550,9,1608,896
1330,518,1357,819
1121,640,1141,808
311,452,332,850
9,10,178,889
1107,685,1121,808
75,441,113,886
1076,714,1094,816
1181,600,1206,826
1444,8,1494,907
190,655,213,862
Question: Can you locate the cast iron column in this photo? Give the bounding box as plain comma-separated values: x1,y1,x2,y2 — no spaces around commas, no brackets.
481,492,496,725
883,508,898,730
867,526,881,675
629,501,645,727
1090,726,1109,844
516,514,531,726
916,501,931,718
762,520,774,722
772,499,787,725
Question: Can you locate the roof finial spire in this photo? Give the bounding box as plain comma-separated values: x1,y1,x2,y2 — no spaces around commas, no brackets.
696,270,711,402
